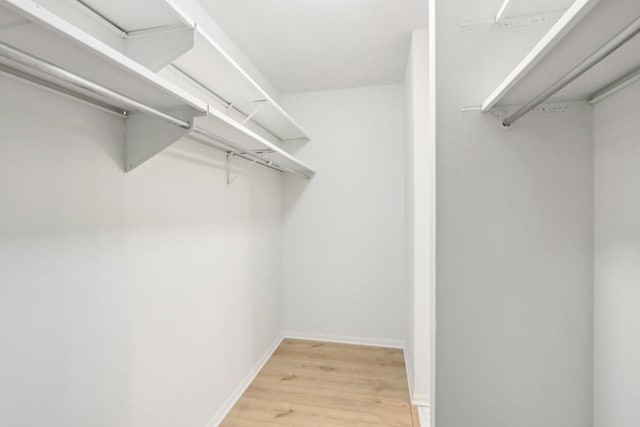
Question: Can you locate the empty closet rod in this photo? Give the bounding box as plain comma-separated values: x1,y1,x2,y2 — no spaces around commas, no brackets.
184,135,283,174
0,42,191,129
0,63,126,118
588,65,640,105
502,16,640,127
191,126,309,178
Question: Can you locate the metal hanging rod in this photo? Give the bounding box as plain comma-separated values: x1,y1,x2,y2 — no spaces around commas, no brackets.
0,42,191,129
191,126,309,179
0,63,126,118
588,65,640,105
184,135,283,175
502,16,640,127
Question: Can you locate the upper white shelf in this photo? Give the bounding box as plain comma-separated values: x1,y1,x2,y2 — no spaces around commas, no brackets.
193,107,314,178
74,0,192,33
0,0,314,177
0,0,206,114
483,0,640,110
57,0,309,143
168,26,309,143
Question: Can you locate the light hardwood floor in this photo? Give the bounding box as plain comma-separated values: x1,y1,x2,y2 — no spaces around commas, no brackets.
221,339,419,426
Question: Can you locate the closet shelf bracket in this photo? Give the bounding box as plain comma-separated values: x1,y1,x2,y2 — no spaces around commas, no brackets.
125,26,195,72
241,100,268,125
125,111,196,172
226,153,257,184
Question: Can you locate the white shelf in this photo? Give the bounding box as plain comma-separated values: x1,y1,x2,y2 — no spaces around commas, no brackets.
74,0,192,33
73,0,197,72
61,0,310,143
193,107,314,178
168,26,309,143
9,0,198,71
483,0,640,110
0,0,206,114
0,0,314,178
66,0,308,143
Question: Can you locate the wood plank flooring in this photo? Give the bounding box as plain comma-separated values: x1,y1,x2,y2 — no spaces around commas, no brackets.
221,339,419,426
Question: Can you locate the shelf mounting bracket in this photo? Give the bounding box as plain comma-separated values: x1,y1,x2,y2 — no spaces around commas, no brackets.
124,110,196,172
125,26,195,72
241,100,268,125
226,152,257,184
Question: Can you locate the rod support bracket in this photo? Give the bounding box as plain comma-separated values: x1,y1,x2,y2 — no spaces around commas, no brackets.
499,121,513,131
226,152,257,184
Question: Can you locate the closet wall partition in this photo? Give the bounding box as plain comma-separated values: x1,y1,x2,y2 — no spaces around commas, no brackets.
434,0,594,425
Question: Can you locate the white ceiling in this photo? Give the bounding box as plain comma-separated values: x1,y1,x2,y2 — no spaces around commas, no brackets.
197,0,428,94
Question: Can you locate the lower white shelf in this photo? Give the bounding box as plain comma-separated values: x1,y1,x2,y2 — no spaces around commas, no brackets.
123,107,315,178
191,107,315,179
0,44,314,178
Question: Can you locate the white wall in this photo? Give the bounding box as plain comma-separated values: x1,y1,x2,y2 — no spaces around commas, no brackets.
434,1,594,426
0,76,283,427
404,29,432,406
593,82,640,427
280,85,406,346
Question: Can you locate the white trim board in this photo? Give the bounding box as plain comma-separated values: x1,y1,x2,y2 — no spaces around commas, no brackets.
404,347,415,400
283,331,405,349
418,406,431,426
413,392,430,408
205,333,285,427
403,347,430,407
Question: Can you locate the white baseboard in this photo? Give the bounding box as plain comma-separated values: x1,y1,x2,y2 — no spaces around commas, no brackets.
403,348,415,400
283,331,405,349
402,344,431,407
205,332,285,427
412,392,430,407
418,405,431,426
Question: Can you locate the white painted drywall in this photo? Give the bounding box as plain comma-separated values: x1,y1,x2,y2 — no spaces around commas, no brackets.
433,1,594,426
404,29,431,406
593,81,640,427
0,76,283,427
280,85,406,347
